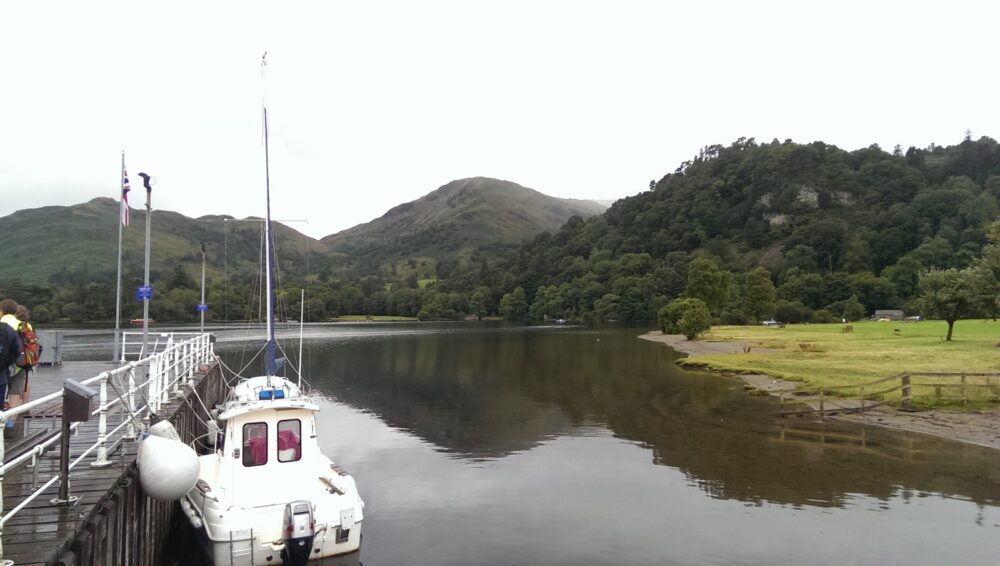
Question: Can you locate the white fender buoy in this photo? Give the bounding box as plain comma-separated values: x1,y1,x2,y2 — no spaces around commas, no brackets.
138,421,200,501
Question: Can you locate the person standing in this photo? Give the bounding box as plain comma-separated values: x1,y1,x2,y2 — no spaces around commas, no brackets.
7,305,35,438
0,299,18,330
0,302,21,412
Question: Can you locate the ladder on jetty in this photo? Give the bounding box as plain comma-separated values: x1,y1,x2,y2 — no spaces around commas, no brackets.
0,333,216,566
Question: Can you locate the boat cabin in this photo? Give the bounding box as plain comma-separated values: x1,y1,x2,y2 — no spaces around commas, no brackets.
213,376,322,507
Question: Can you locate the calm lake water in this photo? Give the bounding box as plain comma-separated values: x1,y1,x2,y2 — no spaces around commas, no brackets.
64,323,1000,565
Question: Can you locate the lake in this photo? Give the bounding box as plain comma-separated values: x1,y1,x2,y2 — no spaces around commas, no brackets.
64,322,1000,565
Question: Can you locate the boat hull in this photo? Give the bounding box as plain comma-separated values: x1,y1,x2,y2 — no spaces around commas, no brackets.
188,514,362,566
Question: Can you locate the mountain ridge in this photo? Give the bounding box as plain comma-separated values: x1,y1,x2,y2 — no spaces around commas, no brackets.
0,177,606,284
321,177,606,265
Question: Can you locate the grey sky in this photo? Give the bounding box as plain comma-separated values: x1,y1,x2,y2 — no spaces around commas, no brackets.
2,1,997,239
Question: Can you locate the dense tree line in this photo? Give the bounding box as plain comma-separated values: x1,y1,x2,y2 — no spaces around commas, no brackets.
5,136,1000,329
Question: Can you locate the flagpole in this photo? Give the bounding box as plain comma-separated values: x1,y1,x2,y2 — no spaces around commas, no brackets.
113,151,125,362
139,173,153,358
200,243,207,333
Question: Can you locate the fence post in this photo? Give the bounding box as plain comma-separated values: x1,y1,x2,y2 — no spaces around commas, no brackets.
187,340,195,381
160,353,170,406
901,373,913,411
171,344,182,398
148,357,159,417
819,390,825,419
183,341,191,385
124,365,138,440
961,373,967,405
91,374,113,468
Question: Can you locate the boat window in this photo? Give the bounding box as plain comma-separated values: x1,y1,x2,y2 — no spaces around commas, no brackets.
242,422,268,467
277,419,301,462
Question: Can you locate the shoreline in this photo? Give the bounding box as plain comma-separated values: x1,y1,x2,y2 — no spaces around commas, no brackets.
639,330,1000,450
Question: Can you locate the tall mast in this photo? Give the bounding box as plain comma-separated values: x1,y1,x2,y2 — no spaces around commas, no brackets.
263,53,277,377
199,242,207,333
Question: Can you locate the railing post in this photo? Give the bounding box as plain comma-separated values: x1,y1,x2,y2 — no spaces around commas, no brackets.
160,353,170,406
961,373,967,404
91,373,113,468
171,344,182,398
147,356,159,417
901,373,913,411
186,341,192,381
819,390,825,419
124,365,138,440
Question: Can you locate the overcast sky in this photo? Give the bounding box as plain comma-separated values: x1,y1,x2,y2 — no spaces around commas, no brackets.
2,1,998,239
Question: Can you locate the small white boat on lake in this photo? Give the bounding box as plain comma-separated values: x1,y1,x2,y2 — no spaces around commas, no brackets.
183,373,364,565
179,53,364,565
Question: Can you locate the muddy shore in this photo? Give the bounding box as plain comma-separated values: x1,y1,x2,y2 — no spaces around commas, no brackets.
639,331,1000,450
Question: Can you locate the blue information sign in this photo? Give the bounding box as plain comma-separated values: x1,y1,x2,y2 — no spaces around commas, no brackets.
135,286,153,300
196,303,209,312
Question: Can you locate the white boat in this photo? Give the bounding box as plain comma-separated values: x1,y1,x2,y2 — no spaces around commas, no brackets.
181,53,364,565
182,375,365,565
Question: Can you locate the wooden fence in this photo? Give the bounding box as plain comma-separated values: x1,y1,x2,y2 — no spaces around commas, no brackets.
774,372,1000,417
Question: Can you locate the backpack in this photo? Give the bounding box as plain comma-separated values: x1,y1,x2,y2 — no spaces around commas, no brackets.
15,322,38,369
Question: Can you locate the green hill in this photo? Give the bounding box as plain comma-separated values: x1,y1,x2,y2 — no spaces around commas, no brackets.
9,138,999,326
0,178,609,322
1,197,329,285
473,136,1000,322
320,177,606,269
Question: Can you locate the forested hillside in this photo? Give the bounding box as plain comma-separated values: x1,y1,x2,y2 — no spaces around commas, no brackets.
0,197,329,323
4,136,999,324
412,136,1000,323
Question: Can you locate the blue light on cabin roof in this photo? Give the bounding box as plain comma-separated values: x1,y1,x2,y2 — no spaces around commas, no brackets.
258,388,286,401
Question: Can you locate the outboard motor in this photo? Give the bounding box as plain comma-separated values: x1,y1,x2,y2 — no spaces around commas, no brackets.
281,500,315,565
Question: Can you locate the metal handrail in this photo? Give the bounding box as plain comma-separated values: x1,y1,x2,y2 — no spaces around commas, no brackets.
0,332,215,556
119,331,205,361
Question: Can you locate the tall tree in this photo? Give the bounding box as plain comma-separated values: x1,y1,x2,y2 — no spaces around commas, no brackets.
684,258,731,315
919,268,978,341
743,267,776,323
499,287,528,320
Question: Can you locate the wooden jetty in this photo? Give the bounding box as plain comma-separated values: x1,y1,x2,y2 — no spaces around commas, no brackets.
0,333,223,566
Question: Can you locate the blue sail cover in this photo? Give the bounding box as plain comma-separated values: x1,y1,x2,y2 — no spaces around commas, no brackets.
265,338,278,376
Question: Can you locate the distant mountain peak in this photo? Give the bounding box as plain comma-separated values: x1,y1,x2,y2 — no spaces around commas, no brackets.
322,177,606,265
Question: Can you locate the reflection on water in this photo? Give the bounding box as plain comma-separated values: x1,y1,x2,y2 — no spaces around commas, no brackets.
291,324,1000,507
68,323,1000,564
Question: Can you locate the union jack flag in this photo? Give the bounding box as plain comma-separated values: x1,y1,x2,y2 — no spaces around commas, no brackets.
122,168,131,227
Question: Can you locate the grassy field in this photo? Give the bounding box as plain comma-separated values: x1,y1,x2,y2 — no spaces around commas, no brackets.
685,320,1000,407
